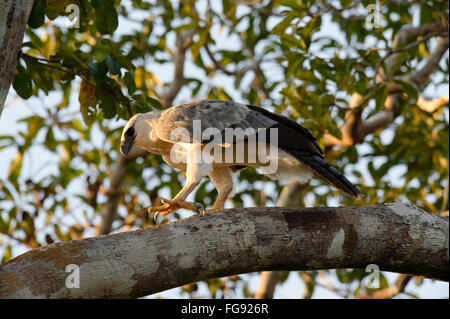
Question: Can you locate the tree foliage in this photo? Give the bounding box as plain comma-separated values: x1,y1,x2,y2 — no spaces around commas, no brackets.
0,0,448,298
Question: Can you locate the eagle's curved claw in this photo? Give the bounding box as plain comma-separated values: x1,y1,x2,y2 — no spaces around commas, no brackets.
147,198,205,223
153,211,160,223
193,202,205,216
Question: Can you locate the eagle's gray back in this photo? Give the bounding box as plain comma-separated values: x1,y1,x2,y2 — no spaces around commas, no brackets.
155,99,277,143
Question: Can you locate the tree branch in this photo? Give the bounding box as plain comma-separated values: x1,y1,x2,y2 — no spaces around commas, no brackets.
1,203,447,298
160,30,196,108
97,149,143,235
385,21,448,72
0,0,34,116
324,33,449,148
408,36,449,88
355,274,413,299
324,93,366,147
361,95,400,137
254,270,282,299
417,93,449,113
204,43,235,76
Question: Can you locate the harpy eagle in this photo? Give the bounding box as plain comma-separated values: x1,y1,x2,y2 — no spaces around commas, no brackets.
120,99,361,220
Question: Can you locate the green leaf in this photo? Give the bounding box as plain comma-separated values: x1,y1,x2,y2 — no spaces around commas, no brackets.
23,56,54,94
374,84,388,110
92,0,118,34
88,60,108,84
146,97,162,109
1,246,12,263
25,30,44,51
124,71,136,95
45,128,57,152
0,136,15,150
28,0,46,28
393,79,418,101
106,56,121,76
13,64,33,99
8,151,23,183
99,96,117,119
280,0,302,10
78,79,98,125
80,104,97,126
271,15,295,35
131,101,150,114
281,34,307,51
45,0,70,20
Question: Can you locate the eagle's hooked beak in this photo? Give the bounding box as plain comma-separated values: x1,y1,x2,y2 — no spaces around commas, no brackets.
120,127,136,156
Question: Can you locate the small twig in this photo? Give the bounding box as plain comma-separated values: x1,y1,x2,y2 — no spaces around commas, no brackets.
204,43,235,76
374,31,441,86
21,53,87,77
160,29,196,108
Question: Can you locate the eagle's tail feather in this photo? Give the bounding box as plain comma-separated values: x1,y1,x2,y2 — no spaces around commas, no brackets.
289,150,362,198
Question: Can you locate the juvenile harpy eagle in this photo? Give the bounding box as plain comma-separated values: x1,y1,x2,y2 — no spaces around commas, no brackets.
120,99,361,219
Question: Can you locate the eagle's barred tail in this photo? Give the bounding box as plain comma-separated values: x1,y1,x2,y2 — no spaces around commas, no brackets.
289,150,362,198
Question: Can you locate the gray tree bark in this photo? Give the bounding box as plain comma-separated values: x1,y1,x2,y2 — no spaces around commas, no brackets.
0,203,448,299
0,0,34,116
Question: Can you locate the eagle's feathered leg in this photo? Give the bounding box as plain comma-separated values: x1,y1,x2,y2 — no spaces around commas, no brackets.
148,158,209,221
208,168,234,211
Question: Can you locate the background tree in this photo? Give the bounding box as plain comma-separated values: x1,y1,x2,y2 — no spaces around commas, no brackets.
0,0,448,298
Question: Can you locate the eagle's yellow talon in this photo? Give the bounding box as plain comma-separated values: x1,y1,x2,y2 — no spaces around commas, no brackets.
147,198,205,223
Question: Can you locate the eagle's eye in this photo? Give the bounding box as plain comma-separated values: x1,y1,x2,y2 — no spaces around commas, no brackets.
125,127,135,137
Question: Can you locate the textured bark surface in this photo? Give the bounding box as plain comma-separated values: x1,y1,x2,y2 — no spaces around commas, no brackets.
0,203,448,299
0,0,34,116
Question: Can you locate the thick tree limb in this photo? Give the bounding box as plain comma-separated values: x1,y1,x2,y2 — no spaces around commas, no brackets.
1,203,447,299
0,0,34,116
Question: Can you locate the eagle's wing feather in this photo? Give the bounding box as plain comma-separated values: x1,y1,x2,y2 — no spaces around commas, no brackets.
245,105,361,197
245,104,324,157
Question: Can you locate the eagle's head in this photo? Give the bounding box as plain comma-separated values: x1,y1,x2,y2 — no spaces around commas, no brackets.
120,111,161,156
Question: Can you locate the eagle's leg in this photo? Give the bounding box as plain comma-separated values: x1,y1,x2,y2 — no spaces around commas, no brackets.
208,168,234,211
148,181,202,221
149,160,209,221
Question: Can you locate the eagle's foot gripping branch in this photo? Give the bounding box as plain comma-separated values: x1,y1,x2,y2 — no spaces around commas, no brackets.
148,198,205,223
